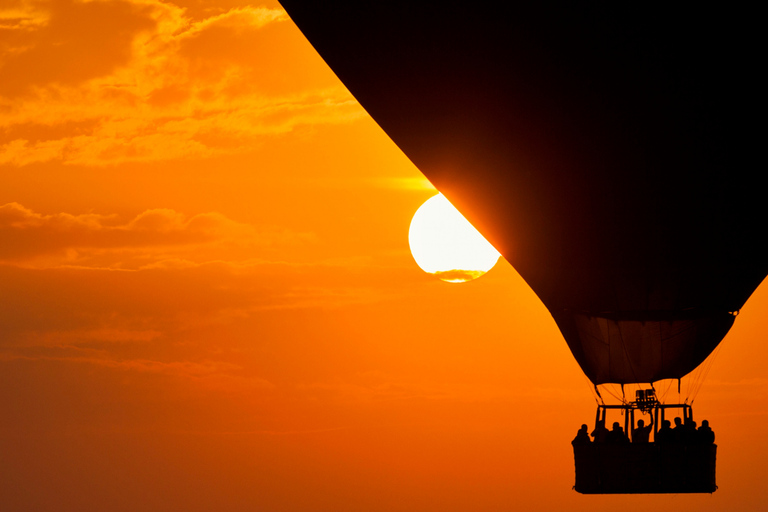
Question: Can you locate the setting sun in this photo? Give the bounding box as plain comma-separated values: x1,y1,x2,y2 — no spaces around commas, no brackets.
408,193,501,283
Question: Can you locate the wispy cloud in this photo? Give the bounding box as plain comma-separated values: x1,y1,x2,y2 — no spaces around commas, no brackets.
0,352,275,392
0,255,419,350
0,202,315,267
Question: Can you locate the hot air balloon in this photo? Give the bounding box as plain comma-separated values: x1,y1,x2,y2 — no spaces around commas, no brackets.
279,2,766,493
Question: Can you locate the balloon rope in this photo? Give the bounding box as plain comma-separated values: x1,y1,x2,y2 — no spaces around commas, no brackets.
689,312,735,404
592,382,602,405
685,340,709,400
601,383,624,403
658,378,674,404
690,341,725,405
685,359,704,402
684,349,709,403
578,372,601,404
582,374,602,405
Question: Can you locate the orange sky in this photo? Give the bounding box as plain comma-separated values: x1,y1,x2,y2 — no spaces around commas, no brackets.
1,2,767,511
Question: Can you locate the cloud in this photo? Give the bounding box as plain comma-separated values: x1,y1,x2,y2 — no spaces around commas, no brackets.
0,0,51,31
298,371,583,406
0,257,418,343
0,202,315,267
56,355,274,390
0,0,156,95
0,253,423,405
179,4,285,37
0,0,364,166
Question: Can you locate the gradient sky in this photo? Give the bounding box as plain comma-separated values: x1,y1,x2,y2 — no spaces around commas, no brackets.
2,2,767,511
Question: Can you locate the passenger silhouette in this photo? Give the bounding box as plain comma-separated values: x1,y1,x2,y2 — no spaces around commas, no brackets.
572,424,591,445
632,415,653,443
591,419,609,443
656,419,673,443
672,417,685,442
682,418,698,443
698,419,715,444
606,422,629,444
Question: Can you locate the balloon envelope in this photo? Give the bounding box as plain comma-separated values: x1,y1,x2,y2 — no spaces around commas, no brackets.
280,2,767,384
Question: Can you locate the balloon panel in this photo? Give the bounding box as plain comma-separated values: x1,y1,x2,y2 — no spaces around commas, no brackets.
553,311,735,385
281,1,767,383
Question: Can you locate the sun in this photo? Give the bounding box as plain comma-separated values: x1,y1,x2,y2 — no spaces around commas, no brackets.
409,193,501,283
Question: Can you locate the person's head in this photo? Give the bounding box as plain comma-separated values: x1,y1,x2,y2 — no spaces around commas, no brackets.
612,422,621,431
637,420,645,428
674,417,682,426
662,420,671,428
701,420,709,428
580,424,588,432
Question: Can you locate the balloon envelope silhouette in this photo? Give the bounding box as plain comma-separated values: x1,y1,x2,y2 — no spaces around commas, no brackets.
280,2,767,384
